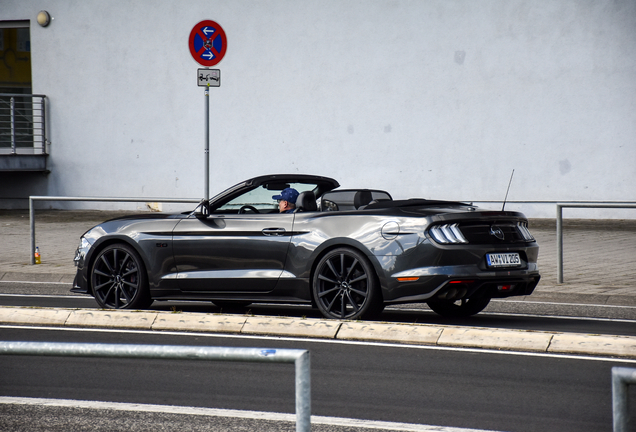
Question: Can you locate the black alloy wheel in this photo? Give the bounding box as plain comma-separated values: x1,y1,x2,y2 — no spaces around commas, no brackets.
427,297,491,318
312,247,381,320
91,243,152,309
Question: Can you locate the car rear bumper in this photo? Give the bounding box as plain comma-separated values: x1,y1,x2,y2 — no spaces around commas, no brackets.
384,264,541,304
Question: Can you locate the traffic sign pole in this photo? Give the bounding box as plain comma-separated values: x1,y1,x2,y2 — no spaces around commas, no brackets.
189,20,226,206
204,84,210,203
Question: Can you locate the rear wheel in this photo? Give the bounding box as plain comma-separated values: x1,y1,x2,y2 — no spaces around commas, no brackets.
312,247,382,320
427,297,491,318
91,243,152,309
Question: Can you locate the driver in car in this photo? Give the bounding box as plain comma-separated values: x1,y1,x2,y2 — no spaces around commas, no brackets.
273,188,299,213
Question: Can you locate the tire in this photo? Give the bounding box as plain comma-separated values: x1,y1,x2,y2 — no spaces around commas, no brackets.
427,297,491,318
312,247,382,320
91,243,152,309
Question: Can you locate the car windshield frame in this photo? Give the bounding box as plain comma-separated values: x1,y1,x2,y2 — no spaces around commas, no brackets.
205,174,340,214
214,182,323,213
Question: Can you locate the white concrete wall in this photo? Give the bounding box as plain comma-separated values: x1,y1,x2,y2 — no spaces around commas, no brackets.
2,0,635,217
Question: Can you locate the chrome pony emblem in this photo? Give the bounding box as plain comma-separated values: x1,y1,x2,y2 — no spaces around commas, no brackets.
490,226,505,240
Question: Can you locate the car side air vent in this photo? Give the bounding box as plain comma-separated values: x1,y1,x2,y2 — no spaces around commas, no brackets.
429,223,468,244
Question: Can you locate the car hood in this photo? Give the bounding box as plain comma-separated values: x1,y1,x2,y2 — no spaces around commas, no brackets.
101,212,188,224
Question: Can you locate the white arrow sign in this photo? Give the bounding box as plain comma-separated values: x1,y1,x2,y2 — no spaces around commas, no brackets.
202,27,216,36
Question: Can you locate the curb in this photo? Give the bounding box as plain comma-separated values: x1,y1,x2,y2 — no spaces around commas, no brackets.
1,306,634,359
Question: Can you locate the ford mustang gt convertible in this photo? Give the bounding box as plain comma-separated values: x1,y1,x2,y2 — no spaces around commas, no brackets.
73,174,540,320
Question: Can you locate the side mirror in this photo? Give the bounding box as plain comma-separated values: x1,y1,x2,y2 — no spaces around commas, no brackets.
193,199,211,219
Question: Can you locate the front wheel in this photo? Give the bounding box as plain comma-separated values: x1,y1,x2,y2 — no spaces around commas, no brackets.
91,243,152,309
427,297,491,318
312,247,382,320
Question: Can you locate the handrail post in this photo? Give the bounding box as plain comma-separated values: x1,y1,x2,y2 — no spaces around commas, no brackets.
555,203,636,283
10,96,16,154
612,367,636,432
30,197,36,265
0,342,311,430
27,196,201,264
40,96,47,154
556,204,563,284
295,351,311,432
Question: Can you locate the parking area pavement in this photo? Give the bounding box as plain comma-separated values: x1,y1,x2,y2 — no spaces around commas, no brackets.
1,209,635,305
526,218,636,305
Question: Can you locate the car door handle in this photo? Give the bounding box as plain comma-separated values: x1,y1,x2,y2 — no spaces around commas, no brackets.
262,228,286,236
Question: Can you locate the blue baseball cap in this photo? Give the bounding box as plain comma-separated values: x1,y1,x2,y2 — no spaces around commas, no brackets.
272,187,299,204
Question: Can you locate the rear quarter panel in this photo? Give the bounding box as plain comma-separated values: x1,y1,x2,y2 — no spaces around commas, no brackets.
286,210,539,302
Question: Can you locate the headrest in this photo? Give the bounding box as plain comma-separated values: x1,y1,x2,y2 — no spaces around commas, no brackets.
353,190,373,209
295,190,317,212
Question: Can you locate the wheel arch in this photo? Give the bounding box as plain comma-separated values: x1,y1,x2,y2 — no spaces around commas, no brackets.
85,236,151,293
307,240,385,306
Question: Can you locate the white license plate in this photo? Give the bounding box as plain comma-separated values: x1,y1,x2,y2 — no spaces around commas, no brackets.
486,252,521,268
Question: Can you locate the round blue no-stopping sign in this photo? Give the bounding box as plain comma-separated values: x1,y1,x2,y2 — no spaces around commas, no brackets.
189,20,227,67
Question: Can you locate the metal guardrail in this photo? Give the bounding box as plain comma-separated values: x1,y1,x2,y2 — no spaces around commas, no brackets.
612,367,636,432
0,341,311,432
28,197,636,283
0,93,48,154
28,196,201,264
556,203,636,283
468,200,636,283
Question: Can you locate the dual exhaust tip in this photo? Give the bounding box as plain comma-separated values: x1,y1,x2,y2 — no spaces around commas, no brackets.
436,281,516,300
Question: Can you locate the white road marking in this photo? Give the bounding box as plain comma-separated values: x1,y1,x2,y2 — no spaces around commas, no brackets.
491,299,636,309
481,311,636,324
2,324,636,364
0,293,88,299
0,396,500,432
0,280,69,285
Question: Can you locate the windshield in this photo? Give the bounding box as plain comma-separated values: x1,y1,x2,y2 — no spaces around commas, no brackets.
216,182,320,213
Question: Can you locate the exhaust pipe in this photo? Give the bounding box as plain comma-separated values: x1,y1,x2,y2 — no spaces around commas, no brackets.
437,285,469,300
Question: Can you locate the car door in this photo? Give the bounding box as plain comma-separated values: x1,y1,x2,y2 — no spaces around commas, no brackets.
171,213,294,293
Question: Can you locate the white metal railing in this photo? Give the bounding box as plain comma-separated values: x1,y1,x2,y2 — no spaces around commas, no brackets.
556,203,636,283
467,200,636,283
612,367,636,432
0,94,47,154
0,341,311,432
28,196,201,264
27,197,636,283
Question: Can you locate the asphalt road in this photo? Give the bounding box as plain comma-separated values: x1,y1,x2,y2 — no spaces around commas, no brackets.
2,282,636,431
1,325,635,432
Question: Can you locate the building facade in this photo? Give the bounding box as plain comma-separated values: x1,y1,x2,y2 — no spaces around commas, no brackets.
1,0,635,218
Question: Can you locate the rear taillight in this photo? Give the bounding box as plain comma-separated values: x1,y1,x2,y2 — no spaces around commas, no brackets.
517,222,535,241
429,223,468,244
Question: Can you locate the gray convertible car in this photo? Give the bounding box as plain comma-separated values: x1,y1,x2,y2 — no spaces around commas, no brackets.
73,174,540,320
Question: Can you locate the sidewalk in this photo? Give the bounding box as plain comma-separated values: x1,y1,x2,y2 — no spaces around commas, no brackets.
1,210,635,305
